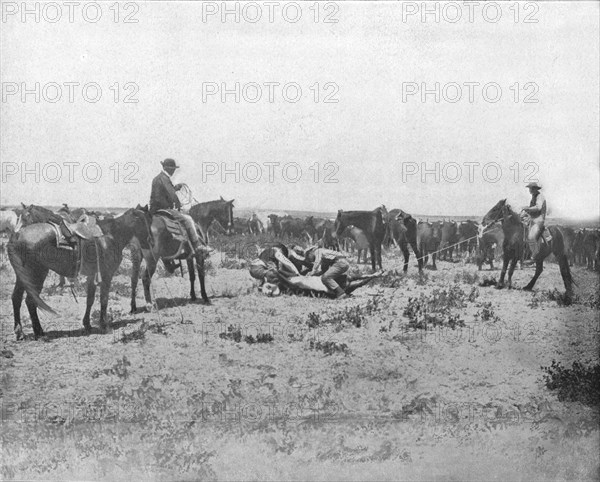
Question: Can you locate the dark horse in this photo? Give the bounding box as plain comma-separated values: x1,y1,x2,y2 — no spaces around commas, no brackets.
389,208,423,273
130,198,235,312
334,207,385,271
20,204,85,288
8,208,150,340
482,199,573,296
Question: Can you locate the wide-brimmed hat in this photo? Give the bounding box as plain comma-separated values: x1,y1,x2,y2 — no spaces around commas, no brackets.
161,158,179,169
526,182,541,190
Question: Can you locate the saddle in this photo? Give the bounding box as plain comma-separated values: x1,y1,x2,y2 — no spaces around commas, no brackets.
49,214,105,284
155,209,189,244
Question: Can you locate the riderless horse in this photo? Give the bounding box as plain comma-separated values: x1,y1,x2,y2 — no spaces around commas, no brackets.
334,207,386,271
8,208,150,339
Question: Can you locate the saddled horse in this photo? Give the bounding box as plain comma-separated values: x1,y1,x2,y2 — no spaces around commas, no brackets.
8,208,150,339
130,198,235,312
482,199,573,296
19,204,87,287
334,207,385,271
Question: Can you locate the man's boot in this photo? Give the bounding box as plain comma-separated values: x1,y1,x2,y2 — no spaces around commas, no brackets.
334,287,349,299
192,239,214,257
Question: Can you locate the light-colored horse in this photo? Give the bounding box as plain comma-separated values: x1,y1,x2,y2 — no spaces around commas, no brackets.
0,210,21,234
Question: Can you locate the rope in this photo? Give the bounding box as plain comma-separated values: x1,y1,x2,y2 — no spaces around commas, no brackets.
381,226,495,274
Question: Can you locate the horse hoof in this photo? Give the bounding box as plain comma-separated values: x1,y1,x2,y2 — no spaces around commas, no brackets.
15,330,24,341
202,299,211,305
495,284,505,290
522,287,533,292
145,303,154,313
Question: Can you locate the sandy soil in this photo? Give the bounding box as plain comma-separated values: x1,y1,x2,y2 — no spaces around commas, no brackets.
0,245,598,481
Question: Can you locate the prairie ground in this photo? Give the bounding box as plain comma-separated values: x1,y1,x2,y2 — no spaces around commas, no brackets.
0,237,598,481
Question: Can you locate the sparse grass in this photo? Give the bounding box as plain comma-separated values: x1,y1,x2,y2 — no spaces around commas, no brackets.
475,301,500,323
373,269,406,288
542,360,600,407
309,340,349,356
219,324,274,344
454,270,479,285
479,276,497,287
403,285,468,330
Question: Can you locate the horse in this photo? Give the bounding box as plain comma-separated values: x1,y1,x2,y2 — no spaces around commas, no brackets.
458,220,479,255
334,208,385,271
317,219,339,250
7,208,150,340
341,226,370,264
0,210,21,234
19,204,84,287
482,199,573,296
247,214,264,235
476,223,504,270
439,221,458,261
130,198,235,312
388,209,422,273
417,221,442,270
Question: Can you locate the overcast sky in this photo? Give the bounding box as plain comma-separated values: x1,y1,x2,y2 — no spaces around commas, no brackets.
1,1,598,219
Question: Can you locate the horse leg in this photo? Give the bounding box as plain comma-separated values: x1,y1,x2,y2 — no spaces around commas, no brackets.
496,256,509,289
410,241,423,272
25,267,49,339
142,257,158,311
130,245,142,314
557,254,574,298
98,274,113,331
82,276,97,333
377,244,383,270
523,260,544,291
12,281,25,341
188,258,196,300
401,242,410,273
369,245,377,272
196,255,209,303
58,275,66,287
507,257,518,289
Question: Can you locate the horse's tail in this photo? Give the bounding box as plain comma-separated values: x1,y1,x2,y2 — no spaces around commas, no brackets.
7,240,57,314
549,226,577,290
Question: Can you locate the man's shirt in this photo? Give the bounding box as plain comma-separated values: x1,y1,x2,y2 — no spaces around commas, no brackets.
526,192,546,220
149,171,181,214
308,248,345,275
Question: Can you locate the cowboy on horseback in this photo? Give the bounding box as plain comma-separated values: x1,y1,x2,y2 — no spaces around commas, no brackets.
149,158,212,256
522,181,551,261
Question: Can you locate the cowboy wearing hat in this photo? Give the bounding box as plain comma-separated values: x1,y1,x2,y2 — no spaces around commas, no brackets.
149,158,212,256
305,246,350,299
522,181,550,261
